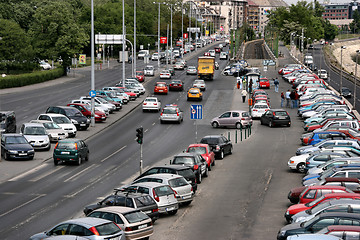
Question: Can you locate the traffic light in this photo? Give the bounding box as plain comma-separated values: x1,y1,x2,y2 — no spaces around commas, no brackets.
136,127,143,144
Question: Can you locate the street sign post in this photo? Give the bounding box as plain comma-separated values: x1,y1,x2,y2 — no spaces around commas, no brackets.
190,104,203,142
89,90,96,98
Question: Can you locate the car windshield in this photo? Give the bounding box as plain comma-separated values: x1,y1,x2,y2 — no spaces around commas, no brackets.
163,108,176,114
107,93,116,98
169,177,189,188
308,201,331,215
95,222,122,236
157,83,166,87
187,147,206,154
24,126,46,135
5,136,28,144
123,211,149,223
173,157,194,164
145,98,157,102
189,90,199,94
52,116,71,124
154,185,174,197
65,108,82,117
136,72,143,76
306,195,326,207
302,215,321,228
43,122,61,129
56,142,77,150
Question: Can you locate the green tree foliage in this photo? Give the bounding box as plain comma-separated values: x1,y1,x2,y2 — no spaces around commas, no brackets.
350,10,360,33
323,19,338,40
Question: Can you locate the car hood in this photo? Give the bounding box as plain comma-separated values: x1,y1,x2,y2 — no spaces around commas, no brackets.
279,222,303,234
297,146,317,153
289,186,307,198
5,143,33,151
287,203,308,215
24,135,49,142
303,177,320,186
30,232,48,240
289,154,309,163
83,203,102,215
46,129,67,134
57,123,76,129
302,173,320,182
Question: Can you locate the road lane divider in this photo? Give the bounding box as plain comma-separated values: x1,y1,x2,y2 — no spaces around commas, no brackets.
8,164,48,182
64,164,97,182
101,145,127,163
0,194,45,218
29,166,65,182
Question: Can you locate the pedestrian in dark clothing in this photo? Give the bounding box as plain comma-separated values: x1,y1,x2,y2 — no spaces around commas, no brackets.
274,78,279,92
294,91,299,108
290,90,296,109
281,92,285,107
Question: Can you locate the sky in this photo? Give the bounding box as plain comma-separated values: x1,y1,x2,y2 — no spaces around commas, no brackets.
284,0,352,5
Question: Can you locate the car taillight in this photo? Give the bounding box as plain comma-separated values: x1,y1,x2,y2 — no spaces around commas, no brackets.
216,145,220,151
194,165,199,170
152,208,159,212
153,189,160,202
253,109,258,111
160,112,163,116
125,227,132,231
273,112,276,116
143,103,147,105
54,142,59,149
154,103,157,105
74,143,78,150
306,161,310,165
177,111,179,116
88,227,100,236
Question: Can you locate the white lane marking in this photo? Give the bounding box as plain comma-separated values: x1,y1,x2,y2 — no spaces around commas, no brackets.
144,129,149,133
101,145,127,163
64,164,97,182
0,194,45,218
152,122,156,126
8,164,48,181
29,166,65,182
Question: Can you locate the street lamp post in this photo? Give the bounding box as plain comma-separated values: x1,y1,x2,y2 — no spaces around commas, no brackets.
354,50,360,109
153,2,161,68
90,0,95,127
134,0,137,77
340,46,346,92
181,1,184,59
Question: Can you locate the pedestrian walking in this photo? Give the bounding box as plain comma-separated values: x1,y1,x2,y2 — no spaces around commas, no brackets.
241,89,247,103
294,90,299,108
274,77,279,92
290,90,296,109
285,89,291,108
281,92,285,107
236,77,241,89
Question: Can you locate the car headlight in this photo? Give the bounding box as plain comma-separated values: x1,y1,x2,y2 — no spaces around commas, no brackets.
28,150,35,153
286,211,289,215
95,114,99,118
9,150,18,154
279,230,286,236
71,119,78,124
86,119,90,123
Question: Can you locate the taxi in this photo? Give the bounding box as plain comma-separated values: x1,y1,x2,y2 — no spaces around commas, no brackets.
259,77,270,89
154,82,168,94
187,88,202,101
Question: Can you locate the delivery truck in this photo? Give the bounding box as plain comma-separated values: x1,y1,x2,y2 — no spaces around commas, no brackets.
197,56,215,80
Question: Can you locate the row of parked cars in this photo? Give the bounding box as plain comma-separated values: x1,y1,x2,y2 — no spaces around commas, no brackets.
1,79,147,164
277,62,360,240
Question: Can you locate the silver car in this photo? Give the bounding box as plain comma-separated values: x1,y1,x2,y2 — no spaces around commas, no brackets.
160,105,183,124
29,217,125,240
132,173,194,205
20,122,51,150
186,66,197,75
192,80,206,91
30,120,68,142
37,113,77,138
211,110,253,129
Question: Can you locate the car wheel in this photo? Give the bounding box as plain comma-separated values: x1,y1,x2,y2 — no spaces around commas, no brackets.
297,163,306,173
219,150,224,159
269,121,273,128
85,153,89,161
236,122,242,129
208,163,212,171
77,157,82,166
212,159,216,166
228,147,232,155
212,122,219,128
160,120,164,124
4,152,9,160
168,209,178,215
197,173,202,184
54,158,59,166
204,167,209,177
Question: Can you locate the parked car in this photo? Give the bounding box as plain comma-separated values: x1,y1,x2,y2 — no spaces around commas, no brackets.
260,109,291,127
30,120,68,142
296,139,360,155
53,139,89,166
316,225,360,237
303,166,360,186
297,185,353,204
87,206,153,240
0,111,16,133
142,97,161,112
171,152,208,184
37,113,77,137
1,133,35,160
160,104,183,124
83,192,159,222
46,106,90,130
301,131,348,146
135,70,145,82
307,157,360,175
200,135,232,159
20,122,51,151
39,60,51,70
169,80,184,91
29,217,125,240
67,103,107,122
285,234,341,240
186,143,215,170
211,110,252,129
154,82,168,94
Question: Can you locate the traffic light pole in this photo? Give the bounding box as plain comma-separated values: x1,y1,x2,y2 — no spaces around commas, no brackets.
140,144,143,175
136,127,144,175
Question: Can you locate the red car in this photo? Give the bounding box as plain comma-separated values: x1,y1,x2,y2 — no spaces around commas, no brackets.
154,82,168,94
186,143,215,170
284,192,360,222
214,47,221,53
115,87,137,100
297,185,351,204
319,225,360,236
135,71,145,82
259,77,270,89
169,80,184,91
67,103,107,122
325,129,360,141
305,118,351,132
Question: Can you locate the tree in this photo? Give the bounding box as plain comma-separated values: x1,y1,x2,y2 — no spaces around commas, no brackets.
323,19,338,40
350,10,360,34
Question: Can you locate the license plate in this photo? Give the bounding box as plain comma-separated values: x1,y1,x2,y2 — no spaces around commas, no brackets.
19,153,27,156
80,124,86,126
166,206,175,211
61,152,70,155
159,90,163,92
279,116,286,119
182,195,191,199
138,224,147,229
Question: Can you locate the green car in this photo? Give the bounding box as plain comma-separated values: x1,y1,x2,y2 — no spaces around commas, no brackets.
53,139,89,166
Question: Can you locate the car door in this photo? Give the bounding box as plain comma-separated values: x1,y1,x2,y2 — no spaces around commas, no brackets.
306,217,336,233
218,112,231,126
220,136,230,153
197,155,206,175
48,223,71,236
262,111,272,125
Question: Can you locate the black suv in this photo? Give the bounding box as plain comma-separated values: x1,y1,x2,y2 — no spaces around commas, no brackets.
46,106,90,130
200,135,233,160
83,192,159,222
171,152,208,184
134,165,198,193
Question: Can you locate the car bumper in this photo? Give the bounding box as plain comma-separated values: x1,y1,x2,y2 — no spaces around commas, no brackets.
75,123,90,130
5,152,34,160
176,192,194,203
30,142,50,150
160,117,181,122
49,135,67,142
273,120,291,126
125,226,153,240
53,154,80,163
143,106,160,111
158,203,178,214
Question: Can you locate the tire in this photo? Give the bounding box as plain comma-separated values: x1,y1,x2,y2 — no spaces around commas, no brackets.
204,167,209,177
197,173,202,184
212,122,219,128
236,122,242,129
219,150,224,159
269,121,273,128
85,153,89,161
208,163,212,171
54,159,58,166
228,147,232,155
260,119,264,125
297,163,306,173
160,120,164,124
77,157,82,166
4,152,9,160
168,209,178,215
212,159,216,166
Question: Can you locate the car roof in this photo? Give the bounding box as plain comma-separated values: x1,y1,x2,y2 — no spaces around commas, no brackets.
92,206,138,215
317,211,360,219
174,152,198,157
327,225,360,232
323,192,360,198
130,181,170,188
286,234,341,240
139,173,183,180
58,139,82,143
113,191,151,198
59,217,112,227
22,122,45,128
188,143,209,148
202,135,223,139
307,185,347,190
40,113,67,117
2,133,24,137
149,165,192,170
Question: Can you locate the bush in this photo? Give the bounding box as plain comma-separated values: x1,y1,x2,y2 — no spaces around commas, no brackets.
0,68,64,89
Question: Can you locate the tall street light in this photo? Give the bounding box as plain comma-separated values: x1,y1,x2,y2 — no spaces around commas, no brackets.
122,0,126,87
90,0,95,127
134,0,137,77
354,49,360,109
181,1,184,59
153,2,161,68
340,46,346,92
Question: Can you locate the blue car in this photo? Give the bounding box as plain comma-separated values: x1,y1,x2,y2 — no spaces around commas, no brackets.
306,131,347,146
298,101,337,115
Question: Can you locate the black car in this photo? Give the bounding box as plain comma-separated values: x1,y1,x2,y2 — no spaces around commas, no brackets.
171,152,208,184
0,111,16,133
200,135,233,160
1,133,35,160
46,106,90,130
169,80,184,91
340,87,352,98
134,165,198,193
277,212,360,240
167,67,175,76
308,63,317,72
83,192,160,222
260,109,291,127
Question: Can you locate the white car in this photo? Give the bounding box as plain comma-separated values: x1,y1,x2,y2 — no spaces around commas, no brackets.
20,122,51,150
30,120,68,142
192,80,206,91
209,50,216,57
151,53,159,61
144,65,155,76
37,113,77,138
39,61,51,70
71,99,110,116
220,52,228,60
79,96,116,113
251,103,270,118
318,69,328,79
142,97,161,112
125,82,145,95
160,70,171,79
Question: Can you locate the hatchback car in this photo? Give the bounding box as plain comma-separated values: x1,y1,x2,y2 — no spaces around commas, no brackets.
46,106,90,130
260,109,291,127
142,97,161,112
186,66,197,75
186,143,215,170
37,113,77,137
67,103,107,122
160,104,183,124
154,82,168,94
174,62,185,70
87,206,153,240
135,70,145,82
192,80,206,91
30,120,68,142
1,133,35,160
187,88,202,101
53,139,89,166
297,185,353,204
169,80,184,91
159,70,171,79
144,65,154,76
20,122,51,150
259,77,270,89
171,152,208,184
211,110,252,129
29,217,125,240
83,192,159,222
251,103,270,119
200,135,232,159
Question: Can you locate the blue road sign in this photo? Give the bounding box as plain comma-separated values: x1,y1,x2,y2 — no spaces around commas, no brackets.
89,90,96,98
190,104,203,120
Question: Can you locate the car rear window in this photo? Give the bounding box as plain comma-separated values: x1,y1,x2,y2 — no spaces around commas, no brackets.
156,83,166,87
154,185,174,197
254,105,268,109
135,196,156,207
200,138,218,144
145,99,156,102
65,108,82,117
242,112,250,117
95,222,122,236
163,108,176,114
173,157,194,164
124,211,149,223
189,90,199,94
169,177,189,188
56,142,76,150
274,111,288,116
187,147,206,154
